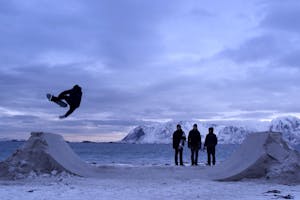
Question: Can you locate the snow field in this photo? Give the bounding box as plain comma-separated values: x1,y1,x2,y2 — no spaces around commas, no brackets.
0,175,299,200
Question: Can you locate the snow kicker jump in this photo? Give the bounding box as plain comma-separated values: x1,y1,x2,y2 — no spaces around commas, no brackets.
207,132,300,183
0,132,97,179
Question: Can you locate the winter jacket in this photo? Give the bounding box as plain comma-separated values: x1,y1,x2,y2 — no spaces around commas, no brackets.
188,129,201,149
58,86,82,108
204,133,218,148
173,129,186,149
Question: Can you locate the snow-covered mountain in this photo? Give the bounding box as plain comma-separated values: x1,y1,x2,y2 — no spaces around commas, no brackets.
122,116,300,145
217,126,253,144
269,116,300,145
122,120,269,144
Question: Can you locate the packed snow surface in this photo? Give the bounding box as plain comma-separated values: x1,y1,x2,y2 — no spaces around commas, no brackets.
1,175,299,200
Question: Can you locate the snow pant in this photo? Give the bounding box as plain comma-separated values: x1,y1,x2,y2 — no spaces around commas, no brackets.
51,95,77,118
206,146,216,165
190,148,199,165
174,148,183,165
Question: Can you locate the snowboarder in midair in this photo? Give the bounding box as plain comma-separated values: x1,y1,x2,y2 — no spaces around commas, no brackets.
188,124,201,166
204,127,218,166
47,85,82,119
172,124,186,166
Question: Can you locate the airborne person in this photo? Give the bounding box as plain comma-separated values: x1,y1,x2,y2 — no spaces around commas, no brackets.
47,85,82,119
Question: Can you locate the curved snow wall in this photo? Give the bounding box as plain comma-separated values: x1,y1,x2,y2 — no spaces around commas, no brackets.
209,132,300,183
0,132,97,179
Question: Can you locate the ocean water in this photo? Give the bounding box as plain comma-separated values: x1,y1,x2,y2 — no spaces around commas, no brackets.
69,143,240,166
1,141,299,166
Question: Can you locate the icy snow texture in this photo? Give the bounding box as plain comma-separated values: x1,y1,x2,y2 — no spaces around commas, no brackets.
0,132,97,179
209,132,300,184
122,116,300,145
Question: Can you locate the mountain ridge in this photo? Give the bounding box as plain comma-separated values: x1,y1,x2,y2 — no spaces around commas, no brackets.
122,116,300,145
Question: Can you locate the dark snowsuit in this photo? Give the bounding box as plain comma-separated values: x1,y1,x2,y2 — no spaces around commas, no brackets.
51,85,82,118
204,132,218,165
188,129,201,165
172,129,186,165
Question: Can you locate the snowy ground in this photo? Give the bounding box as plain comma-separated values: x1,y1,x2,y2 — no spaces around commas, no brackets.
0,166,299,200
1,132,299,199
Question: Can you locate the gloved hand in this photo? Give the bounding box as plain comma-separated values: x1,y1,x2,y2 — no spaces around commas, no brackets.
59,115,66,119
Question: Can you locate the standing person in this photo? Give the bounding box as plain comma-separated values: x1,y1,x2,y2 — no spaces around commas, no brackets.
204,127,218,166
188,124,201,166
47,85,82,119
172,124,186,166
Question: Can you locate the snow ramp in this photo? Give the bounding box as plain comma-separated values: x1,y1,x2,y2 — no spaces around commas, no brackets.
0,132,98,179
208,132,300,183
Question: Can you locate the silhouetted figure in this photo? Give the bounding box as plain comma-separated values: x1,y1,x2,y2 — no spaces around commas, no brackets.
172,124,186,166
49,85,82,119
188,124,201,166
204,127,218,166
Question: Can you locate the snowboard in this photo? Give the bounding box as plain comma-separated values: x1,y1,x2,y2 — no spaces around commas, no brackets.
178,132,186,150
46,93,68,108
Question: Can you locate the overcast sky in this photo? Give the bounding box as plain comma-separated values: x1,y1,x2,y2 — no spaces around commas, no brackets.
1,0,300,141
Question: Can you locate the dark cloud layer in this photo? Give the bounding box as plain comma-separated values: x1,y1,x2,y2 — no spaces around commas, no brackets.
1,0,300,141
260,1,300,33
218,35,279,63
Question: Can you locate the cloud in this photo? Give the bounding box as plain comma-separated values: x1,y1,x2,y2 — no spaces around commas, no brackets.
1,0,300,140
217,0,300,67
279,50,300,68
218,34,280,63
0,0,185,69
260,1,300,33
225,111,275,120
250,0,300,69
